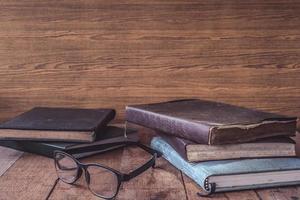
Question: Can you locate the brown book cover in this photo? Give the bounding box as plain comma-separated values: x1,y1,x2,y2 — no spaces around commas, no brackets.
159,133,296,162
126,99,297,144
0,107,116,142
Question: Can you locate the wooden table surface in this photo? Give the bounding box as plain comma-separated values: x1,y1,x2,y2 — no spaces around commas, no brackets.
0,129,299,200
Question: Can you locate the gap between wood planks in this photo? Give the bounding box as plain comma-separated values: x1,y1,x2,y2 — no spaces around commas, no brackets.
180,172,189,200
0,146,23,177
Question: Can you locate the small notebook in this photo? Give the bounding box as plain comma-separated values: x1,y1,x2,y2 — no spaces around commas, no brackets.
160,133,296,162
0,107,116,142
151,136,300,195
126,99,297,144
0,126,137,158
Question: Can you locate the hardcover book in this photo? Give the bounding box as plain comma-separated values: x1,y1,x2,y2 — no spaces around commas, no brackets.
160,133,296,162
151,136,300,195
0,126,138,158
0,107,116,142
126,99,297,144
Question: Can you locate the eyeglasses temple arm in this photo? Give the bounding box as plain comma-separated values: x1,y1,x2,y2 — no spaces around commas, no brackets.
135,143,162,157
121,143,161,181
123,153,157,181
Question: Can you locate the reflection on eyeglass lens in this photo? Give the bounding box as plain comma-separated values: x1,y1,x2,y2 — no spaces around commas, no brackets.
55,153,78,183
87,165,119,198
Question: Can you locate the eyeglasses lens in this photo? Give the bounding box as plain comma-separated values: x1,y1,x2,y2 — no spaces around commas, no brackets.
87,165,119,198
55,153,79,183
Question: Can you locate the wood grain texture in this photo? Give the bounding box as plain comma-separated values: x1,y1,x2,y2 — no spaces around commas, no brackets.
256,187,300,200
0,0,300,122
0,153,57,200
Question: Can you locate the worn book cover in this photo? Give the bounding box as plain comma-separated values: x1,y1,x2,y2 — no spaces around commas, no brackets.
0,107,116,142
151,136,300,195
160,133,296,162
126,99,297,144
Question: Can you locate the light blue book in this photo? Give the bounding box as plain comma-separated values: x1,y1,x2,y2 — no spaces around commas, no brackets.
151,136,300,195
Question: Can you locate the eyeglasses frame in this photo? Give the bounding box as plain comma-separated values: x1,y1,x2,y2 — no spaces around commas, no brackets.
54,141,161,199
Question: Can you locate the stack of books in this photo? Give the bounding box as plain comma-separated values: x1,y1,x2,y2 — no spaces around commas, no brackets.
0,107,138,158
126,99,300,195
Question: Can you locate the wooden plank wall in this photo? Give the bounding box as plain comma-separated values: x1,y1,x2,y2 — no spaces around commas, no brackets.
0,0,300,122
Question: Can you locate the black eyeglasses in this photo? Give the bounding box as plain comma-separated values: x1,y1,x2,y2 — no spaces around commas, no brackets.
53,141,160,199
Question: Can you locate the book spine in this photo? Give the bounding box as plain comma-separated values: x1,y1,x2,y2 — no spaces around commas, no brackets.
126,106,211,144
210,120,297,145
150,137,213,194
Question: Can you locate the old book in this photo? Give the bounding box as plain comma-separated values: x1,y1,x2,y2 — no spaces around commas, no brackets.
126,99,297,144
160,133,296,162
0,126,138,158
0,107,115,142
151,136,300,195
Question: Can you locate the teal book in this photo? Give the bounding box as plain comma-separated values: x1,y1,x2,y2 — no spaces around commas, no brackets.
151,136,300,195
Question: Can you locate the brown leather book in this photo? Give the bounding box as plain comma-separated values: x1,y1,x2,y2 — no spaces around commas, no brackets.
160,133,296,162
126,99,297,144
0,107,116,142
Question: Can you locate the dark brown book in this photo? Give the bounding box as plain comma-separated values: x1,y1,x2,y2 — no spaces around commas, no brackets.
0,107,116,142
126,99,297,144
160,133,296,162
